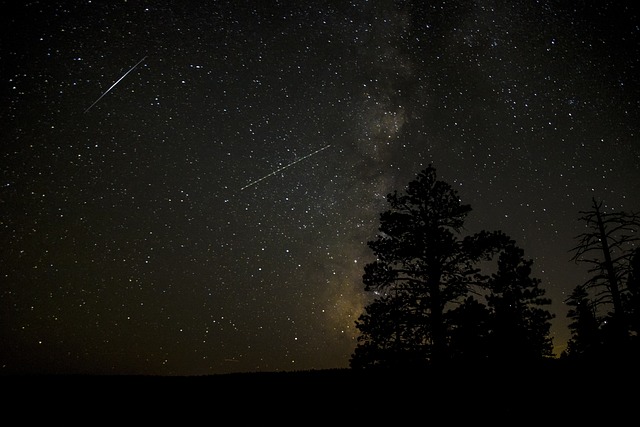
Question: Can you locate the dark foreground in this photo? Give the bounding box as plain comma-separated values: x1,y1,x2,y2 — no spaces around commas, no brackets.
5,358,637,422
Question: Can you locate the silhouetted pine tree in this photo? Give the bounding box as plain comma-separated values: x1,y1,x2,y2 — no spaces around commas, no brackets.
484,243,554,362
564,285,602,359
350,292,428,369
447,296,492,362
350,165,553,369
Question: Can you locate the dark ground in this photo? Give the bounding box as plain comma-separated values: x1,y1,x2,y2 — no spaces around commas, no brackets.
4,358,637,422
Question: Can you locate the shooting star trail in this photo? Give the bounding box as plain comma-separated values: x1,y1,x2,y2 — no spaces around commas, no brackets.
84,55,148,113
240,144,331,191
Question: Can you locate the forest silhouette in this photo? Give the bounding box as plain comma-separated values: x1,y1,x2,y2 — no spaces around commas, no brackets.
8,165,639,418
196,165,639,415
348,165,640,372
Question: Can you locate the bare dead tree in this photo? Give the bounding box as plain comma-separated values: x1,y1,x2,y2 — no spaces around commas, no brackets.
570,197,640,338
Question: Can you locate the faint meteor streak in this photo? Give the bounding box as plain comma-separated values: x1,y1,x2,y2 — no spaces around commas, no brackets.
84,55,148,113
240,144,331,191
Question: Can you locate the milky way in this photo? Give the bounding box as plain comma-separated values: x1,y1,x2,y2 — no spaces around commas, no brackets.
1,1,639,375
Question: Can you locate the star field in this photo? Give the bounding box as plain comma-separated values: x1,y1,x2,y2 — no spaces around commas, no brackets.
2,0,639,375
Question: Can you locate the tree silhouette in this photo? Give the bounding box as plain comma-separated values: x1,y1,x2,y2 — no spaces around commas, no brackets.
447,296,492,362
483,243,554,362
569,198,640,346
350,165,553,369
564,285,601,359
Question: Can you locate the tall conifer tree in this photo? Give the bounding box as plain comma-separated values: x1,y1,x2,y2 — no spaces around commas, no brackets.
351,165,553,368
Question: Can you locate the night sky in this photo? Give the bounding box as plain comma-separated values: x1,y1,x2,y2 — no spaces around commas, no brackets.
2,0,639,376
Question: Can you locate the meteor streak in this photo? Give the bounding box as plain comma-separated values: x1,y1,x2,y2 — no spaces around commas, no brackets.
84,55,148,113
240,144,331,191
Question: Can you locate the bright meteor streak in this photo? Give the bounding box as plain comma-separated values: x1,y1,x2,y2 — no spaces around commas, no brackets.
240,144,331,191
84,55,148,113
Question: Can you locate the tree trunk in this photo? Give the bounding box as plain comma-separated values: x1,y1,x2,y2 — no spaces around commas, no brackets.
593,199,623,313
593,198,626,339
